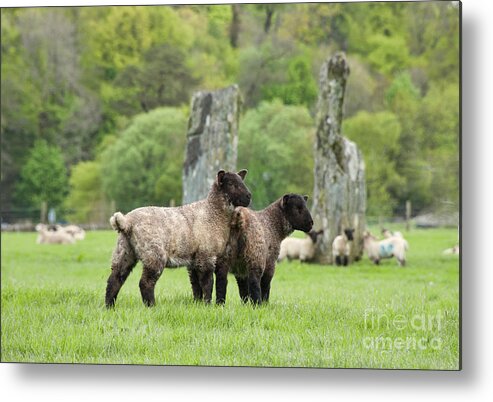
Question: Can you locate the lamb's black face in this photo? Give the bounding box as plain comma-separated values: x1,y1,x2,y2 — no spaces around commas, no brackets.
344,228,355,241
281,194,313,233
307,229,324,244
217,169,251,207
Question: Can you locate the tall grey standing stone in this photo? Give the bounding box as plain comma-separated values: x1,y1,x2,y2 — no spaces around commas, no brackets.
182,85,241,204
311,52,366,264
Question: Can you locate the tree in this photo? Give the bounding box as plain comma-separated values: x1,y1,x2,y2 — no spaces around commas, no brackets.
101,108,187,212
65,160,108,224
262,55,318,107
343,111,406,217
113,44,199,114
238,100,314,209
15,140,69,210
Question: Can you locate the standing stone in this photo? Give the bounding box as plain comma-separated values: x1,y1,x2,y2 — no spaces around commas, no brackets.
311,52,366,264
182,85,241,204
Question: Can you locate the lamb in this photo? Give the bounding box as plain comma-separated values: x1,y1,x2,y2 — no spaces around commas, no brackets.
105,169,251,308
278,229,323,262
57,224,86,240
382,228,403,239
381,228,408,249
332,228,355,266
215,194,313,305
363,231,408,266
36,224,75,245
443,244,459,255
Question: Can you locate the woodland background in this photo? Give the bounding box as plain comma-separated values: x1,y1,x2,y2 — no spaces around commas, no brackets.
0,2,460,224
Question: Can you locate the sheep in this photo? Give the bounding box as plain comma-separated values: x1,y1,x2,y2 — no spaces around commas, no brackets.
381,228,408,250
363,231,408,266
382,228,403,239
36,224,75,245
57,224,86,240
105,169,251,308
332,228,355,266
443,244,459,255
277,229,323,263
215,194,313,305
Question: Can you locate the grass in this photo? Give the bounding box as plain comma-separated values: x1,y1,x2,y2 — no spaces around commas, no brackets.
1,227,459,369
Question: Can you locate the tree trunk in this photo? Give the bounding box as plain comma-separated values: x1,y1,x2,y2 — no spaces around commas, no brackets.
311,52,366,264
182,85,241,205
264,6,274,33
230,4,240,48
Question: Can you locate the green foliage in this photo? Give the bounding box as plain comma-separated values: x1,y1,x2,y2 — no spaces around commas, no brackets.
367,34,411,75
343,111,405,216
65,161,106,224
101,108,187,212
262,55,318,107
238,101,314,208
113,44,199,114
1,3,459,220
14,140,69,209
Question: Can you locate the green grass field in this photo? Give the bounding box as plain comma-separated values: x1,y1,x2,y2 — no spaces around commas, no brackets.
1,227,459,369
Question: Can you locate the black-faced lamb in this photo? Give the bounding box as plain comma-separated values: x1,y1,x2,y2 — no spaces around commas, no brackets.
105,169,251,308
215,194,313,305
363,231,408,266
36,224,75,244
332,228,355,266
278,229,323,262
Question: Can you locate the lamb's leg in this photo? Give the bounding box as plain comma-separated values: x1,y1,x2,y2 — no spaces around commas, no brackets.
187,266,203,301
236,276,249,303
335,255,341,266
343,256,349,266
215,261,228,305
139,265,163,307
260,273,273,302
248,270,262,305
198,269,214,303
105,235,137,308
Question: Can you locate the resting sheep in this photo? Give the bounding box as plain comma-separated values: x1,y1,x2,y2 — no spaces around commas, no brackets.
36,224,75,245
105,169,251,308
58,224,86,240
215,194,313,305
443,245,459,255
332,228,355,266
278,229,323,262
363,231,408,266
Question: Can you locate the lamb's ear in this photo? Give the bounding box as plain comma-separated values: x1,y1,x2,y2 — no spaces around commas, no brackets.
303,195,309,202
280,194,291,210
217,170,226,185
237,169,248,181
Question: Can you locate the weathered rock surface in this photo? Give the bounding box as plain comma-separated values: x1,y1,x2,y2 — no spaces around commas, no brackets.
183,85,241,204
311,52,366,264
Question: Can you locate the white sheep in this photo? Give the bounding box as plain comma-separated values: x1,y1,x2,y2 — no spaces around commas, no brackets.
36,224,75,245
278,230,323,262
443,244,459,255
382,228,404,238
57,224,86,240
332,228,355,266
363,231,408,266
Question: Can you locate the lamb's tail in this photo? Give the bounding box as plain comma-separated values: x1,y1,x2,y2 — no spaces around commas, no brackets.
110,212,130,234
